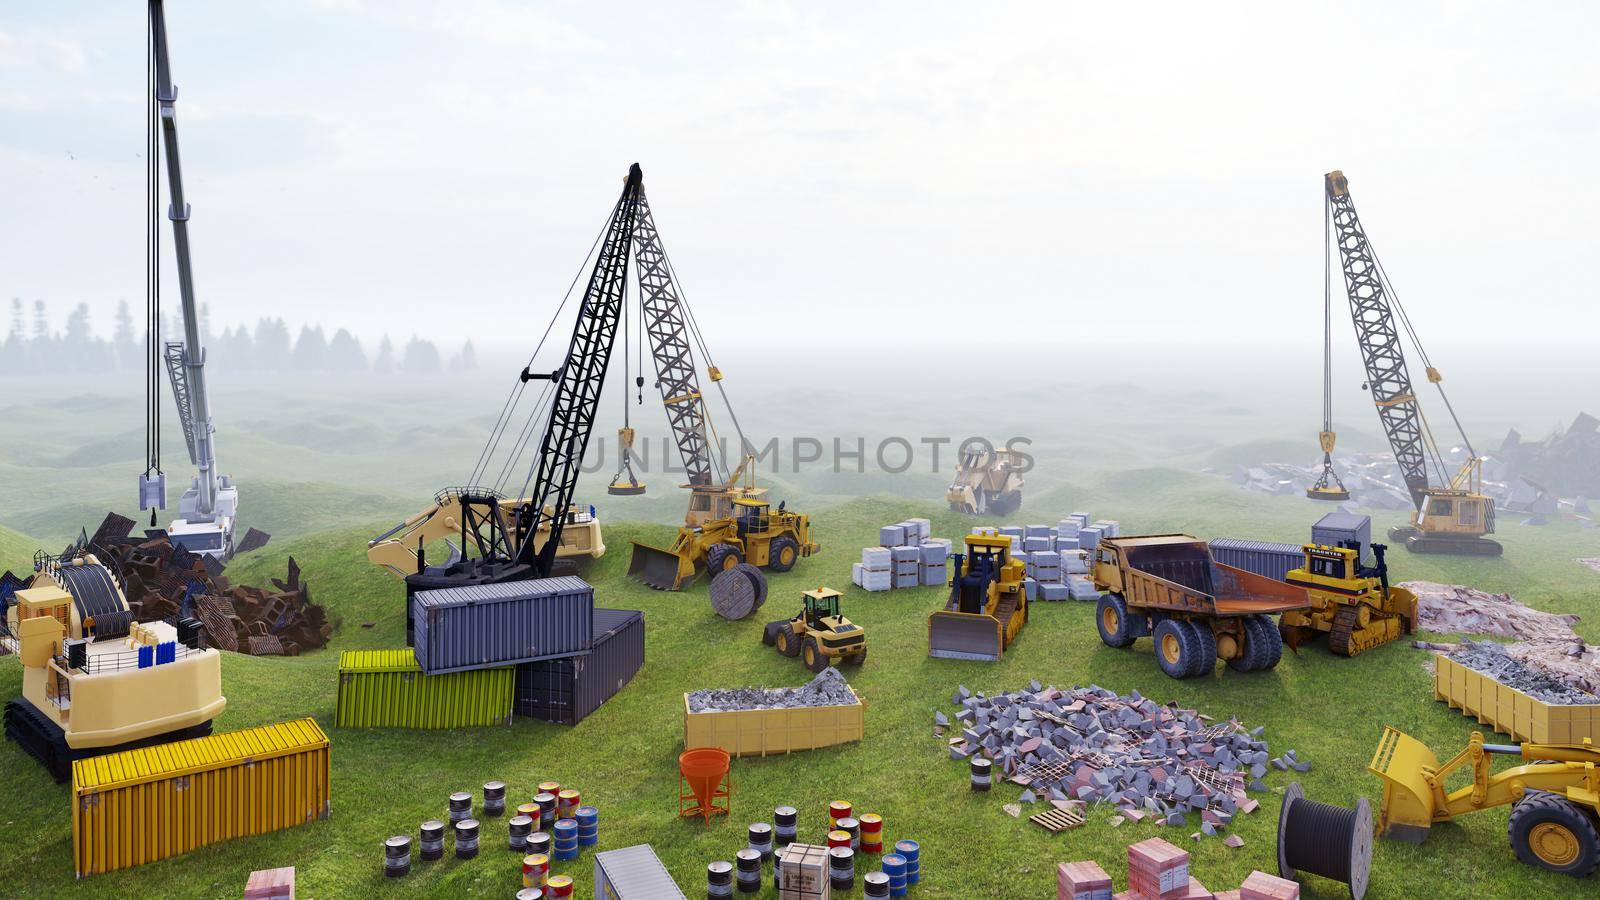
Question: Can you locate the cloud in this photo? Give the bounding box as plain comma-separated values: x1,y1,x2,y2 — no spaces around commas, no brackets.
313,0,602,52
0,27,87,73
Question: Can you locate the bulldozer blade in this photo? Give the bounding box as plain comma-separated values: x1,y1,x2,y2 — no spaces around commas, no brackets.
928,612,1003,661
1368,725,1440,844
628,541,696,591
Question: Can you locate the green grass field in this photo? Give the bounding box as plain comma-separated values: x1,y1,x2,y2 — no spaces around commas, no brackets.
3,465,1598,898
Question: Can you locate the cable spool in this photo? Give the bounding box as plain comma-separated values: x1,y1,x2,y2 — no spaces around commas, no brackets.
1277,782,1372,900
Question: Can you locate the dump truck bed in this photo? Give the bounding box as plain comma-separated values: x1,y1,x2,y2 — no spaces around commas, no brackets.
1109,536,1309,617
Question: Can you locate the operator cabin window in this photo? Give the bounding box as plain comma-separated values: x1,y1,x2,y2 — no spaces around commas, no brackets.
1458,502,1480,526
1430,498,1454,517
1310,556,1342,578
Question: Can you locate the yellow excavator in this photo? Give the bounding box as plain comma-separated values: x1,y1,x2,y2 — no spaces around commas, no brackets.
1370,726,1600,877
1278,540,1417,656
947,446,1025,516
2,554,226,782
367,488,604,579
928,533,1028,661
630,495,818,591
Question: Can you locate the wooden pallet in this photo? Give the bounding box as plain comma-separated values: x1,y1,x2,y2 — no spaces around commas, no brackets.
1030,806,1086,834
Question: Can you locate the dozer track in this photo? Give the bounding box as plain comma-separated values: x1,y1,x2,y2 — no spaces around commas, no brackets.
1328,604,1404,657
4,699,215,784
1404,534,1504,557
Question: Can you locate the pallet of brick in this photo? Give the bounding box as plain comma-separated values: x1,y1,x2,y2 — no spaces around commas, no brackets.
1062,549,1089,574
851,563,865,588
920,562,947,587
999,525,1025,541
1024,578,1039,602
1068,512,1091,529
1033,549,1061,581
1057,518,1081,538
1067,575,1100,601
1039,582,1072,601
778,843,830,900
1078,526,1104,551
1025,535,1054,552
905,518,931,542
1180,876,1215,899
971,525,999,537
245,867,295,900
1094,520,1121,538
880,524,906,547
1128,838,1189,900
892,545,920,572
862,547,891,570
1059,861,1113,900
1238,871,1298,900
1026,523,1055,540
920,538,952,563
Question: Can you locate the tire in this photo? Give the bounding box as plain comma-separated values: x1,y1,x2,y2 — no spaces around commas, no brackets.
1186,620,1218,677
776,623,801,658
802,636,829,673
762,621,783,646
1227,615,1282,672
767,535,800,572
1096,593,1136,648
1508,791,1600,876
1153,618,1201,679
706,543,743,574
989,491,1022,517
844,648,867,666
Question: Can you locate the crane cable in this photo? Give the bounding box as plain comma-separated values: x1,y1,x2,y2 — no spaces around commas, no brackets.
144,15,162,500
1322,199,1334,437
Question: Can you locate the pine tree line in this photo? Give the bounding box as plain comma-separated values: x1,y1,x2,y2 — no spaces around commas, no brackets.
0,298,479,377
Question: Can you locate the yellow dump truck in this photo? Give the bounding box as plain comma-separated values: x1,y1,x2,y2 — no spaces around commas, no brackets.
1091,535,1311,679
928,533,1028,662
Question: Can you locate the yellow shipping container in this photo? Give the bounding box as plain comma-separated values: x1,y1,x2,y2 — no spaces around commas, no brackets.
1434,654,1600,745
336,649,513,729
684,688,864,758
72,717,330,878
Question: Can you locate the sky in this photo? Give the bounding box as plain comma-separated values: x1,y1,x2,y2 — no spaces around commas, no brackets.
2,1,1598,356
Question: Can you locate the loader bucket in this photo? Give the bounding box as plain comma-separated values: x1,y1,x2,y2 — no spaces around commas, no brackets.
1368,725,1441,844
629,540,697,591
928,612,1003,661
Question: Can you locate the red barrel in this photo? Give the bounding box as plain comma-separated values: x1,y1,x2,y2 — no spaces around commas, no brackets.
557,789,581,820
828,801,853,829
545,874,574,898
859,813,884,853
522,853,550,888
828,829,851,849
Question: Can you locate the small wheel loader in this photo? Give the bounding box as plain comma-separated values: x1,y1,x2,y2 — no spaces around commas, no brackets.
1370,726,1600,877
630,497,818,591
762,588,867,672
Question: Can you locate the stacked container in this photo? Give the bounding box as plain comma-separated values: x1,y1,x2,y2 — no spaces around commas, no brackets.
411,577,594,674
514,608,643,725
335,650,513,729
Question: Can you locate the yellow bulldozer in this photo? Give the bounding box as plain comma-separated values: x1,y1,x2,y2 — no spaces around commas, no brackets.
762,588,867,672
1370,726,1600,877
1278,540,1417,656
367,488,605,579
927,533,1028,661
2,554,226,782
630,497,818,591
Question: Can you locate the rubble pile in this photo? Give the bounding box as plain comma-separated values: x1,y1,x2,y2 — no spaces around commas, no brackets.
1212,453,1414,510
687,667,857,712
940,682,1298,838
1448,640,1598,705
1493,413,1600,502
1579,558,1600,575
1403,580,1582,643
82,512,331,656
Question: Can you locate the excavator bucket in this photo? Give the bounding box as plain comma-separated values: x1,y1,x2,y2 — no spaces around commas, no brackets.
1368,725,1441,844
928,612,1004,662
629,541,697,591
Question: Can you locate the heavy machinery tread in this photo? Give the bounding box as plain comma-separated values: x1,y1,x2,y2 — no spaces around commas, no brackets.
1186,620,1218,677
705,543,743,574
4,699,214,784
1508,791,1600,877
1095,594,1136,648
989,491,1022,518
766,536,800,573
1329,605,1360,657
549,558,581,578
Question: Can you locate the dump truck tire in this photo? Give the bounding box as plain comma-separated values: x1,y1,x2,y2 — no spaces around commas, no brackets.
803,637,828,673
1228,615,1281,672
1154,619,1200,679
1509,791,1600,876
1096,594,1136,648
776,623,801,657
707,543,743,574
1187,621,1218,677
768,536,800,572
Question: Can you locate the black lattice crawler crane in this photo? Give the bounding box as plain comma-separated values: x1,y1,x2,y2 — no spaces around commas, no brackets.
1322,171,1500,555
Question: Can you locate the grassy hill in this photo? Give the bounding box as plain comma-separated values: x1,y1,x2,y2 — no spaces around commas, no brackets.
3,478,1599,897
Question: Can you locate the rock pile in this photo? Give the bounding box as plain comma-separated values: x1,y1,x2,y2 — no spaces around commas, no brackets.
1403,580,1582,644
941,682,1298,837
1493,413,1600,501
687,667,857,712
1448,640,1598,705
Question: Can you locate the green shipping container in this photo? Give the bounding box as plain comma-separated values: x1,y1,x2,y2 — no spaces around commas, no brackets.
336,649,513,728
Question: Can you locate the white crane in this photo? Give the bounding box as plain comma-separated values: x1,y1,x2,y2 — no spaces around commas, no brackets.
136,0,237,560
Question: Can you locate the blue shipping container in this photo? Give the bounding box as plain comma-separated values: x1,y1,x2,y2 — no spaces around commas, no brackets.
514,608,643,725
412,576,594,675
1209,538,1304,583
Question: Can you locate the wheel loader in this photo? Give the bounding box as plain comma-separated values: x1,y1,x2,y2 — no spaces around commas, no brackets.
928,534,1028,661
1278,541,1417,656
762,588,867,672
1370,726,1600,877
629,497,818,591
946,446,1025,516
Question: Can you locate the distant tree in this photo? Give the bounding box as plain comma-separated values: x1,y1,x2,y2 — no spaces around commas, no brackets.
218,324,255,372
200,303,213,346
63,303,92,371
8,298,23,341
113,300,138,370
327,328,367,373
253,317,291,370
31,300,48,340
372,335,396,375
292,325,328,371
448,339,480,374
401,336,442,375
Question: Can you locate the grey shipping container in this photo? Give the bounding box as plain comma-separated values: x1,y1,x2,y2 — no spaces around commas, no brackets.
1209,538,1304,582
1312,512,1373,566
594,844,686,899
515,608,643,725
411,576,594,675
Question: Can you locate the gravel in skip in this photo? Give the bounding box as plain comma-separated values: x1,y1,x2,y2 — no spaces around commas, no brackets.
1447,639,1599,705
687,667,857,712
941,682,1300,835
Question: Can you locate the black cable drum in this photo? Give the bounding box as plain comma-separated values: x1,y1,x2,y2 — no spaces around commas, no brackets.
1277,782,1372,900
55,562,129,637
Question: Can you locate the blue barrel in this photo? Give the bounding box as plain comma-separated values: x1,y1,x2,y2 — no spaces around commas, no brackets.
882,853,907,897
896,840,921,884
553,846,580,862
575,806,599,827
552,817,579,860
575,806,599,846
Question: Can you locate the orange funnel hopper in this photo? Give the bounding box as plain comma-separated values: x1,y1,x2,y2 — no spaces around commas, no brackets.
679,747,732,823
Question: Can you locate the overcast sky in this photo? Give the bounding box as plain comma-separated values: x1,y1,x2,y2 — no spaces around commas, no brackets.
2,1,1597,354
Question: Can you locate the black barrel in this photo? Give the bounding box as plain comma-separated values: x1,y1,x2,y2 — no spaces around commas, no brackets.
483,781,507,817
455,819,480,860
748,822,774,861
508,814,533,851
384,835,411,877
829,845,855,891
1278,782,1372,900
419,820,446,861
864,870,891,897
735,848,761,894
527,831,552,857
774,806,798,846
449,791,473,823
707,860,733,899
970,757,993,791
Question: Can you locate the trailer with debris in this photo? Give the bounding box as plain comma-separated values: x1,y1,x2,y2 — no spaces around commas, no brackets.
1091,535,1310,678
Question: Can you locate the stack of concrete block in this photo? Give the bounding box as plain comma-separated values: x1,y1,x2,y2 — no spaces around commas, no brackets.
970,525,999,537
920,539,951,586
1093,519,1122,539
1126,839,1191,900
892,545,921,588
1032,549,1062,582
854,547,892,592
880,523,909,547
904,517,931,543
1238,871,1298,900
1057,518,1082,551
1067,574,1101,601
1059,861,1113,900
1077,526,1105,551
1062,549,1090,575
